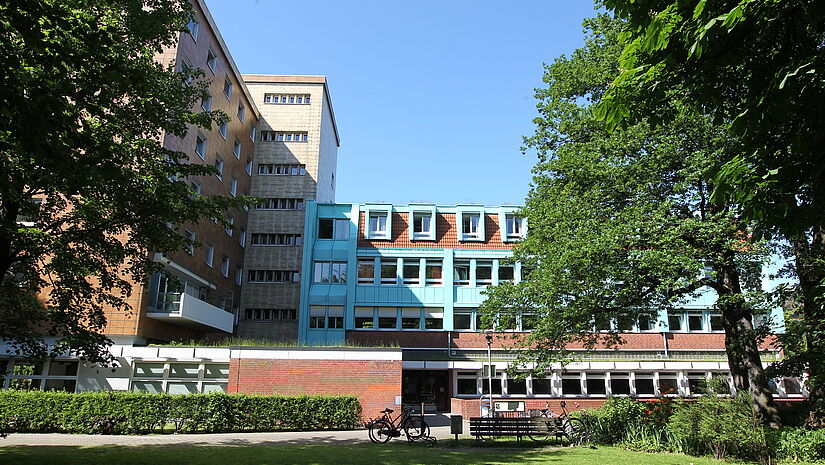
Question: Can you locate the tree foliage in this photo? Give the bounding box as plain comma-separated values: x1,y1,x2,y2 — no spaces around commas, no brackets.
481,14,781,425
598,0,825,416
0,0,243,362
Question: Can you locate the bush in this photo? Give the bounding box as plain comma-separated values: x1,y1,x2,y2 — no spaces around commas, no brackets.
0,391,361,435
770,427,825,463
581,397,646,445
667,392,770,462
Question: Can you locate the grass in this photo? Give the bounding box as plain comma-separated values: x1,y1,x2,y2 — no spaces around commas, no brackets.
0,442,814,465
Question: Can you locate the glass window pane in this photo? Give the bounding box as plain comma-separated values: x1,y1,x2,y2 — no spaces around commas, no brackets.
44,379,76,392
508,378,527,395
532,379,552,395
48,361,78,376
454,312,472,330
169,363,199,378
318,218,333,239
562,377,581,395
457,378,477,395
132,381,163,393
636,377,655,395
134,363,164,378
611,378,631,395
167,382,198,394
586,377,606,395
202,383,227,393
204,364,229,379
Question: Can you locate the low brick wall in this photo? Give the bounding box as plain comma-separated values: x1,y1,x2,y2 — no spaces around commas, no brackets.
228,354,402,421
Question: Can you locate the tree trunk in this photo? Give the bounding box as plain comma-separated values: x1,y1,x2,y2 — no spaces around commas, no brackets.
791,231,825,424
718,261,783,428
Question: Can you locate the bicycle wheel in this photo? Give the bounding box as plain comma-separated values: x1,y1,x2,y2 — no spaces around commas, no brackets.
528,418,554,443
565,417,590,446
368,419,394,444
404,415,429,441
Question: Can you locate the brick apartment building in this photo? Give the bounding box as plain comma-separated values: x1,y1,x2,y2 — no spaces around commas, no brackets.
0,0,807,420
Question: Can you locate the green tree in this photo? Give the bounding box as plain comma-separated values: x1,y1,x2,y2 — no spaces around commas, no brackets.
481,15,782,426
0,0,241,362
597,0,825,415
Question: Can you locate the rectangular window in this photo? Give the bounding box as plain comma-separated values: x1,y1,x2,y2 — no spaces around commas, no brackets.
380,259,397,284
234,266,243,285
498,265,514,283
239,229,245,247
309,306,326,329
250,233,301,246
783,377,802,395
611,375,631,395
638,314,654,331
206,48,217,72
562,374,582,396
249,125,256,141
508,377,527,395
201,92,212,111
454,261,470,285
195,135,206,159
532,378,553,395
318,218,334,239
586,374,606,396
245,158,252,175
237,104,245,122
229,177,237,196
453,310,472,330
369,212,388,239
328,306,344,329
233,139,241,159
401,308,420,329
402,260,420,285
357,259,375,284
187,19,199,41
224,217,234,236
476,261,492,286
710,314,724,332
687,372,706,395
668,312,683,331
184,229,195,255
659,373,679,395
505,214,524,240
688,312,704,331
457,378,478,395
204,243,214,267
334,219,349,239
425,260,443,285
462,213,481,239
424,310,443,330
354,307,374,329
412,212,432,239
635,375,655,396
378,308,397,329
223,78,232,100
314,262,347,283
214,156,223,179
257,164,307,175
220,256,229,277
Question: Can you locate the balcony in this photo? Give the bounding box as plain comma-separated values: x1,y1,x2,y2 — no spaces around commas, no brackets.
146,291,233,333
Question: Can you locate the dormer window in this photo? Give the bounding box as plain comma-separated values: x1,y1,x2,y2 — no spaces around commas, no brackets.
505,214,525,240
410,207,436,241
462,213,481,239
368,212,388,239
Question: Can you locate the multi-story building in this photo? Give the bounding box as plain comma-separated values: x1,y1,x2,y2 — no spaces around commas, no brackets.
102,0,260,345
236,75,340,342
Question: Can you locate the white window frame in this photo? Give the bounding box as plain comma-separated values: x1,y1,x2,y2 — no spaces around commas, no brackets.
457,206,485,241
229,177,238,197
237,104,245,122
214,155,224,180
194,134,206,159
220,256,229,277
201,91,212,112
409,205,436,241
204,243,214,267
364,206,392,240
206,47,217,73
233,138,241,159
187,19,199,42
223,78,232,100
218,121,228,139
499,208,527,242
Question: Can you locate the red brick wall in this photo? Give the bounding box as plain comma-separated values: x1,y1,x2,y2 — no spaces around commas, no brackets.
228,358,402,420
347,330,449,348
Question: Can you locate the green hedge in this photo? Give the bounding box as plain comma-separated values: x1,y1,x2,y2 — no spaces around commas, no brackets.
0,391,361,434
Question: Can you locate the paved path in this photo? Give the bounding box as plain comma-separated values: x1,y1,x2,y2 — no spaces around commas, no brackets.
0,425,453,447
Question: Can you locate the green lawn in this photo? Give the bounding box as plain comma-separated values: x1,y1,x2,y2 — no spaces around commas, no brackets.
0,442,813,465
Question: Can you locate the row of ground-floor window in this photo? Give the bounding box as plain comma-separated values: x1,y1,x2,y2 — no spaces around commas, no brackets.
1,359,805,404
398,369,805,409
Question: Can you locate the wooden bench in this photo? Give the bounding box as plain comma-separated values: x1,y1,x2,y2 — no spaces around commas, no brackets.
469,417,557,442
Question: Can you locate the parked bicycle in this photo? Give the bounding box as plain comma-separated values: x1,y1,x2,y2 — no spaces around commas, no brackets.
367,407,430,444
527,400,591,446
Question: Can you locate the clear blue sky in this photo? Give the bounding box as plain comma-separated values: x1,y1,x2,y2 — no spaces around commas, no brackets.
208,0,598,206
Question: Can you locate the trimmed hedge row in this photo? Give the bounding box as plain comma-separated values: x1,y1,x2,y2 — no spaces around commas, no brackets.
0,390,361,434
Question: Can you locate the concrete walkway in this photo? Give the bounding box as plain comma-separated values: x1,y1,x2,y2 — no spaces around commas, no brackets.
0,425,454,447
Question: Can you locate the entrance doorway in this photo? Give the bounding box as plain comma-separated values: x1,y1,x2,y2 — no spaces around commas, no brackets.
402,370,450,412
